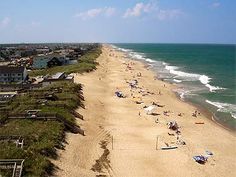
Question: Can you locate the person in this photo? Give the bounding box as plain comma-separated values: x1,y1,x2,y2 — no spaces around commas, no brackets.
192,110,198,117
155,118,159,123
176,129,181,135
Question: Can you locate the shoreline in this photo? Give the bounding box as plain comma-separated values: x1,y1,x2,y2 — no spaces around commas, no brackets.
171,83,236,133
112,45,236,132
182,94,235,133
54,45,236,177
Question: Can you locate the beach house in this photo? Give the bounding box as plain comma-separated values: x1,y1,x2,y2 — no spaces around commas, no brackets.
0,66,28,83
32,53,69,69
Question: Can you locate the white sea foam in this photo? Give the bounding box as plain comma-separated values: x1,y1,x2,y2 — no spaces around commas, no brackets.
165,65,200,78
119,48,132,52
199,75,210,85
206,100,236,119
164,64,225,92
145,58,156,63
198,75,223,92
128,52,145,60
180,92,185,99
174,89,189,99
111,45,132,53
205,84,225,92
232,113,236,119
112,45,157,65
173,79,182,83
162,62,167,65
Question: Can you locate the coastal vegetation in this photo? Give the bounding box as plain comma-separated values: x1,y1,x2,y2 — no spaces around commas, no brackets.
0,46,101,177
0,82,83,177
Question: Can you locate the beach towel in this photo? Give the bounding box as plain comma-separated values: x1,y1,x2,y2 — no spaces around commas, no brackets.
144,105,156,114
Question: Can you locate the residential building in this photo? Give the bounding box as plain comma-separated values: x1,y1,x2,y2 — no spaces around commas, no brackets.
32,53,69,69
32,55,50,69
0,66,28,83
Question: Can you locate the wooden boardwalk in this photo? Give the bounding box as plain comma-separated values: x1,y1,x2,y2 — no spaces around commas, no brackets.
0,159,25,177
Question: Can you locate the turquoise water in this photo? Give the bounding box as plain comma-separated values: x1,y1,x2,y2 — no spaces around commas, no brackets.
112,43,236,130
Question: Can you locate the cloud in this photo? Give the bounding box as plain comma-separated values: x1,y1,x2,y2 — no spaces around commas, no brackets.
123,2,156,18
75,8,103,20
75,7,116,20
212,2,220,8
157,9,183,20
123,2,183,20
0,17,11,28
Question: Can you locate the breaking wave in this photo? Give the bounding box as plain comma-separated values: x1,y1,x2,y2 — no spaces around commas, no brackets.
145,58,156,63
129,52,145,60
173,79,182,83
164,64,225,92
206,100,236,119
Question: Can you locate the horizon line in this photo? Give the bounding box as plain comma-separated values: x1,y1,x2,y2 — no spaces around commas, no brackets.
0,42,235,45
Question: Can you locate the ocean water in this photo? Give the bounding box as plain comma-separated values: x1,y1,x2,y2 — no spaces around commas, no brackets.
112,43,236,130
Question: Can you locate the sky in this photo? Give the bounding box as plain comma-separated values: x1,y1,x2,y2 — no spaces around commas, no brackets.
0,0,235,44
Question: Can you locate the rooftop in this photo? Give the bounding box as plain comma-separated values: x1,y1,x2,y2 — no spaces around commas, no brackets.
0,66,25,74
51,72,65,79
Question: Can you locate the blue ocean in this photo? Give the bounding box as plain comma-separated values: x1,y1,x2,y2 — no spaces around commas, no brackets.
112,43,236,130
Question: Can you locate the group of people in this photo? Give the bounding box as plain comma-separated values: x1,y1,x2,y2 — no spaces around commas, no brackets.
192,110,201,117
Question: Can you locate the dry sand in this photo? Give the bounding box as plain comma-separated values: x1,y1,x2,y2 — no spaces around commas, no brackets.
54,45,236,177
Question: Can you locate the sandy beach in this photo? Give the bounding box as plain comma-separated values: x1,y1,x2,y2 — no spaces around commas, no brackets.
54,45,236,177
